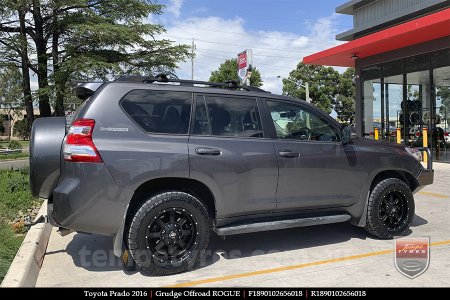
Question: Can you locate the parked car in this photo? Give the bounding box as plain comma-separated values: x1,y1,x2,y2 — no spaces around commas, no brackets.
30,76,433,275
444,128,450,145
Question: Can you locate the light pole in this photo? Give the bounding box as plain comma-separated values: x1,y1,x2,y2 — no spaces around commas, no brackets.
277,75,310,103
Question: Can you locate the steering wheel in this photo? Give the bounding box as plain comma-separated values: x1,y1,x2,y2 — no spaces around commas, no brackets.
291,127,311,140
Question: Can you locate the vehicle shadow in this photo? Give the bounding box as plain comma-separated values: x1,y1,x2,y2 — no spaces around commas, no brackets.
64,214,427,274
66,233,122,271
206,222,365,261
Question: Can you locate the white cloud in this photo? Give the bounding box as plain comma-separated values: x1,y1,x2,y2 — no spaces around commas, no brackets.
166,0,184,18
160,14,343,94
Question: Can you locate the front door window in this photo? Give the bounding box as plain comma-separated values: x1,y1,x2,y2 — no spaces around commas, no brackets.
267,101,339,142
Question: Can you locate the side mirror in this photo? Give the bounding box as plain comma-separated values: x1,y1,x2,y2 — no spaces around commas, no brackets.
342,126,357,144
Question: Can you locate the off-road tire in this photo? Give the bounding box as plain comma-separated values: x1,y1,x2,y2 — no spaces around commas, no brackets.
127,191,210,275
365,178,415,239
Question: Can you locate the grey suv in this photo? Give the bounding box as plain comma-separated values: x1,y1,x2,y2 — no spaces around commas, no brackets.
30,76,434,275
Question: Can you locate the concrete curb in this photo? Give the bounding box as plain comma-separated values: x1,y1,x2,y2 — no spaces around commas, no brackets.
0,159,29,170
1,200,52,287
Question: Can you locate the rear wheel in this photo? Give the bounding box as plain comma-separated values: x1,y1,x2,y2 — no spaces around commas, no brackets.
365,178,415,239
127,191,210,275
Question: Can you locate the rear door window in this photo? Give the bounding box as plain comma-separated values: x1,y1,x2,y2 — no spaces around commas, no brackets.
193,95,263,138
121,90,192,134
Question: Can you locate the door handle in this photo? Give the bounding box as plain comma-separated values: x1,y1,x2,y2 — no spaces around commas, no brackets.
195,147,221,155
279,150,300,158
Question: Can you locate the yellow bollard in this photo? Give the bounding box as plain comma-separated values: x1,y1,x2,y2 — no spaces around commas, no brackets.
422,128,428,165
396,128,401,144
374,127,379,140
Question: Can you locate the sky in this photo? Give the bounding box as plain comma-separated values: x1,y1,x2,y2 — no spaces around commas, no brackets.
153,0,353,93
28,0,353,94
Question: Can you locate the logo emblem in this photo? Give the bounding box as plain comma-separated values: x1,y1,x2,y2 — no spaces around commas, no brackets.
395,237,430,278
169,231,177,239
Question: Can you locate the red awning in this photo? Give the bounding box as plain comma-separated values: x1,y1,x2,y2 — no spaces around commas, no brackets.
303,8,450,67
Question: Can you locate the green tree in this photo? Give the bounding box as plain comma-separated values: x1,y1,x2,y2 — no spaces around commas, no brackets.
437,86,450,126
0,116,5,135
282,63,341,113
335,68,355,124
1,0,191,117
0,1,35,130
209,59,263,87
0,66,23,140
13,118,30,140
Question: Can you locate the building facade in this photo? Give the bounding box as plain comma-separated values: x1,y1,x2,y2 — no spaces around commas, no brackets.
303,0,449,159
0,108,40,140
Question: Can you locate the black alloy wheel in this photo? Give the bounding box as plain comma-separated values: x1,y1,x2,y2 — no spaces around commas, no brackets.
379,190,409,232
146,208,198,264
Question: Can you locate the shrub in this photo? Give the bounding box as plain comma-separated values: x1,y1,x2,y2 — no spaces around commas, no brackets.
7,140,21,150
13,119,30,140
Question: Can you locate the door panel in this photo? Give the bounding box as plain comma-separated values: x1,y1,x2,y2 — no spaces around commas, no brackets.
274,140,361,210
266,100,362,211
189,137,278,218
189,95,278,219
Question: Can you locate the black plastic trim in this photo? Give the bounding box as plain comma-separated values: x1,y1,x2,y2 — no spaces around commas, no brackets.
417,169,434,187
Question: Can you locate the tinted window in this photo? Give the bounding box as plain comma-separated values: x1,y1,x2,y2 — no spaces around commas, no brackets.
193,95,263,138
121,90,191,134
192,96,210,135
267,101,339,142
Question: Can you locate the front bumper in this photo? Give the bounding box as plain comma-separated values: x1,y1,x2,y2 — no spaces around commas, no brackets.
417,147,433,187
417,169,434,187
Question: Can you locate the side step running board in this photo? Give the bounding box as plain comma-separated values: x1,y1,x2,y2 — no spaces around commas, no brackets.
213,214,351,236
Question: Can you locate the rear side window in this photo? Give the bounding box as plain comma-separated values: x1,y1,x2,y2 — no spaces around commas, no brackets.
121,90,192,134
193,95,263,138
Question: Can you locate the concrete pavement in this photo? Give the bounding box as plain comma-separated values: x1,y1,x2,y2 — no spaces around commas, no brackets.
36,163,450,287
0,159,29,170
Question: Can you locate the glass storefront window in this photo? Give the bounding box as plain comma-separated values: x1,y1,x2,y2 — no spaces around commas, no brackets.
357,49,450,160
359,48,449,160
384,75,403,142
362,66,381,138
363,81,382,138
434,65,450,159
405,70,430,148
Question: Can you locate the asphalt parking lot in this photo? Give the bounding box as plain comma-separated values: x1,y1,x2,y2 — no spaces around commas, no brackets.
36,163,450,287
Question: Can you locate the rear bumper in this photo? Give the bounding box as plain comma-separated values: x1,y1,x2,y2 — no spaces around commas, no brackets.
49,163,130,236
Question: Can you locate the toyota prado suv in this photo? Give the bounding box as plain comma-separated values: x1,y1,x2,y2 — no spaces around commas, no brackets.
30,75,434,275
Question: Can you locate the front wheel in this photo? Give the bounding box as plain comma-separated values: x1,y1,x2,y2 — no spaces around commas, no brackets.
365,178,415,239
127,191,210,275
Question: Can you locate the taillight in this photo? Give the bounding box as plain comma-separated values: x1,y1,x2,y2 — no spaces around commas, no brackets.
445,132,449,137
63,119,102,163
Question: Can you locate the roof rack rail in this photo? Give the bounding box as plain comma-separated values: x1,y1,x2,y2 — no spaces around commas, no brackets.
115,74,269,93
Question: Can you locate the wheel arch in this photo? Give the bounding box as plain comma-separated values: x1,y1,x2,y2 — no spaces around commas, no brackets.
354,169,418,228
370,169,419,193
113,177,216,257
